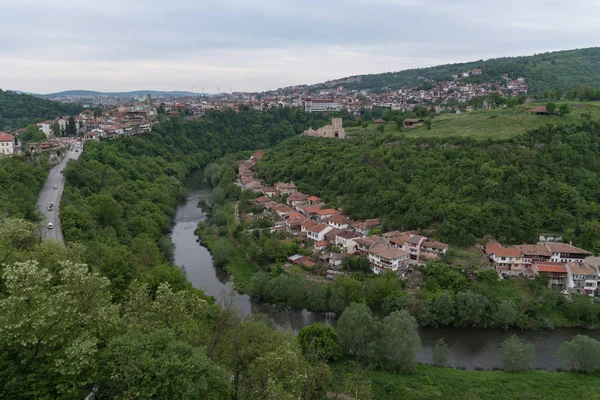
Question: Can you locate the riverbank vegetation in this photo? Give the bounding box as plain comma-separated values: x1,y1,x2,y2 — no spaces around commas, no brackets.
258,117,600,251
330,360,600,400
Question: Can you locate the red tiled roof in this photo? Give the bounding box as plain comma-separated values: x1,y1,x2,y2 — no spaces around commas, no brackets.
316,208,337,215
0,132,15,142
534,262,567,274
515,244,551,257
326,214,350,225
369,242,409,259
545,243,591,255
307,196,320,202
315,241,328,247
308,223,330,234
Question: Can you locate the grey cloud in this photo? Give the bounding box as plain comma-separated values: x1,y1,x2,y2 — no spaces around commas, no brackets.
0,0,599,92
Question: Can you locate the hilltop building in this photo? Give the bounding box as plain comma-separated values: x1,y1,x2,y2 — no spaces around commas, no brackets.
301,97,340,112
302,118,346,139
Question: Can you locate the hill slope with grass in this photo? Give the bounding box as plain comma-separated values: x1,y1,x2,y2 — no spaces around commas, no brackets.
312,47,600,95
348,102,600,140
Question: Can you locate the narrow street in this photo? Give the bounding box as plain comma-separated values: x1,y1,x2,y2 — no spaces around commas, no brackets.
36,141,83,243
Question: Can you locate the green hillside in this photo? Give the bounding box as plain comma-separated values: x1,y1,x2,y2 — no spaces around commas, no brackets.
348,102,600,140
315,47,600,95
257,117,600,249
0,89,82,131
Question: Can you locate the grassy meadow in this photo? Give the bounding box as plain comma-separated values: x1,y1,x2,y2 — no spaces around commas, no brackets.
347,102,600,140
330,362,600,400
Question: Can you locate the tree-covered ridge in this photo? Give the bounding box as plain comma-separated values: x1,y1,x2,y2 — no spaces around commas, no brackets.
313,47,600,95
257,118,600,250
0,89,82,131
0,157,48,220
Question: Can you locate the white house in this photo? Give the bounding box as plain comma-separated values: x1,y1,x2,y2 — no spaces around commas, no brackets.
485,242,529,274
566,262,597,296
325,214,351,230
307,223,333,242
546,243,591,263
368,242,411,276
36,120,54,138
335,230,362,252
0,132,15,155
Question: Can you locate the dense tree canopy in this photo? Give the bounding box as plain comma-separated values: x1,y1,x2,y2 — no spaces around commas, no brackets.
0,157,48,220
258,118,600,249
0,89,81,131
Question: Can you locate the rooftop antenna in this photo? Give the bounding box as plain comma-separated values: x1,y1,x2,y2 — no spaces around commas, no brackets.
218,85,220,94
230,85,233,94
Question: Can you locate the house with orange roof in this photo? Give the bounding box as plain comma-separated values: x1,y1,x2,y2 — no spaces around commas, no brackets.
533,262,568,289
545,243,591,263
0,132,15,155
315,208,338,222
368,241,411,276
313,240,329,252
485,241,529,275
307,196,321,205
324,214,351,230
566,262,598,295
307,223,333,242
286,191,309,206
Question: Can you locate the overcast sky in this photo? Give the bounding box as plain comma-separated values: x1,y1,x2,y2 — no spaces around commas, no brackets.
1,0,598,94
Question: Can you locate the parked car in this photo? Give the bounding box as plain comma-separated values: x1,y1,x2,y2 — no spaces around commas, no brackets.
47,223,53,229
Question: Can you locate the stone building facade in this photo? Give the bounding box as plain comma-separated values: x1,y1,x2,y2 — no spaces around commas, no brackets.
302,118,346,139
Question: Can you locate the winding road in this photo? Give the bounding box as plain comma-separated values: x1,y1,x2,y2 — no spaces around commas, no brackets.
37,141,83,243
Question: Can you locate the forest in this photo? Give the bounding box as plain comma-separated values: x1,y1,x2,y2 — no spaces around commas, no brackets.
312,47,600,95
258,117,600,251
0,156,48,220
0,89,82,131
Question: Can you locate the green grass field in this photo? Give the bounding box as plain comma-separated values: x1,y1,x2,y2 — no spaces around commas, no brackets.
330,361,600,400
444,246,489,266
347,102,600,140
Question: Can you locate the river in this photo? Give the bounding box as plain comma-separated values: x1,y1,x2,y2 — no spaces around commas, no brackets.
172,188,600,370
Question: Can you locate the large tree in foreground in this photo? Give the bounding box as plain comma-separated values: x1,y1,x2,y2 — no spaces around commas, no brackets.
99,329,229,399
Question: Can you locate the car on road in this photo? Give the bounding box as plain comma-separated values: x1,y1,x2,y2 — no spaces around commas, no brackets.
47,223,54,229
75,149,79,152
53,184,58,189
47,202,54,211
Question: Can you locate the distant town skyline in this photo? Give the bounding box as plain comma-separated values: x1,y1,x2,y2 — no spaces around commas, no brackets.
2,0,599,94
